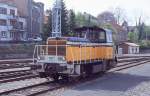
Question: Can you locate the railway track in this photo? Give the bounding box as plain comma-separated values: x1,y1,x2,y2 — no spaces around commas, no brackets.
0,70,31,79
0,73,107,96
0,57,150,96
0,80,65,96
0,63,32,70
0,65,31,70
111,59,150,72
1,60,149,96
118,56,150,63
0,57,146,84
0,69,39,83
0,56,149,70
0,67,31,77
0,74,38,84
117,54,150,59
0,57,147,70
0,59,32,64
25,83,64,96
0,67,31,74
117,57,150,66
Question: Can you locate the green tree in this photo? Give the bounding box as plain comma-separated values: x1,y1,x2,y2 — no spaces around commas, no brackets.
68,9,76,36
75,12,86,27
137,22,145,40
75,12,99,27
42,10,52,41
143,26,150,40
61,0,69,36
128,32,138,43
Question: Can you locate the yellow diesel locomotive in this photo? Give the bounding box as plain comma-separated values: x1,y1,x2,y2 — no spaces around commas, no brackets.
32,26,117,80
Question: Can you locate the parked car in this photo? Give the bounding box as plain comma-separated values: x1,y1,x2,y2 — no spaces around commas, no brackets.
28,37,42,41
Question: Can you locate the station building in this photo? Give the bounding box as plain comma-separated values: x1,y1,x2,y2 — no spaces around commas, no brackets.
0,3,27,41
118,42,140,54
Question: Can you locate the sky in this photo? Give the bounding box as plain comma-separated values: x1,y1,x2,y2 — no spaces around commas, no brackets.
35,0,150,25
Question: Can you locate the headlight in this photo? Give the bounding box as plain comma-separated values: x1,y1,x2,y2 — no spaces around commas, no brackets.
58,57,65,61
49,57,54,60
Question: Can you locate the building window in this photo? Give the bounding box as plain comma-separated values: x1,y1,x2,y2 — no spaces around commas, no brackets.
10,20,17,28
10,32,13,38
1,31,7,38
10,32,15,39
21,33,24,38
0,7,7,14
0,19,7,26
19,22,23,29
10,9,15,16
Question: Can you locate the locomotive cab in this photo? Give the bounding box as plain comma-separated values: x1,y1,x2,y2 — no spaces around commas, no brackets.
32,26,117,80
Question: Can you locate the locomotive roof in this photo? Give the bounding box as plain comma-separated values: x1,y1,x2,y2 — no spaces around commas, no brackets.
48,37,90,42
75,26,105,32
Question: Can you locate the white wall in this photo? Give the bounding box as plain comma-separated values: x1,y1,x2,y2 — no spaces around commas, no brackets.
118,48,123,55
0,3,17,16
19,17,27,29
128,46,139,54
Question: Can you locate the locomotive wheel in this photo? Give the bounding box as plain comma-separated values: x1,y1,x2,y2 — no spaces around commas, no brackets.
52,74,59,81
61,75,69,83
102,60,107,73
113,58,118,67
106,60,112,70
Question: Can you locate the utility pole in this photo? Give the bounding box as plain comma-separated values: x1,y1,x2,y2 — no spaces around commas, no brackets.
52,0,62,37
146,29,148,41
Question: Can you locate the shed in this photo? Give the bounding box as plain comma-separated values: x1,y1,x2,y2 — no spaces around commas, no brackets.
119,42,140,54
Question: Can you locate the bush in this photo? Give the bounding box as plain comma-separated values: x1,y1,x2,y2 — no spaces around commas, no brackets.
139,40,150,48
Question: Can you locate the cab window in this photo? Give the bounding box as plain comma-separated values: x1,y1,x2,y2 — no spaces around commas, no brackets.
98,31,106,41
87,31,106,43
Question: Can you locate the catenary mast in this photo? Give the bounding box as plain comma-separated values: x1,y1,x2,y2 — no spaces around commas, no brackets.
52,0,62,37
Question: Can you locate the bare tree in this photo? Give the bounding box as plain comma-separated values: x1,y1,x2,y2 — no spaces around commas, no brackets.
134,13,146,40
113,7,126,25
134,12,147,27
97,11,117,25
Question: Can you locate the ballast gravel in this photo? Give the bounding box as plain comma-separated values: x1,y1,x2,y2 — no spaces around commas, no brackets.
1,62,150,96
122,81,150,96
0,78,47,94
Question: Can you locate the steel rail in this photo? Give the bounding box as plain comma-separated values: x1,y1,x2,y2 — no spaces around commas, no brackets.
0,65,31,70
26,85,64,96
0,71,32,79
0,74,38,84
0,69,31,74
111,60,150,72
0,80,60,96
116,58,150,67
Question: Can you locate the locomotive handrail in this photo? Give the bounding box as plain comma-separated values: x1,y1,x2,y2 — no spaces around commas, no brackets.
33,46,37,64
33,45,86,64
33,44,113,65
